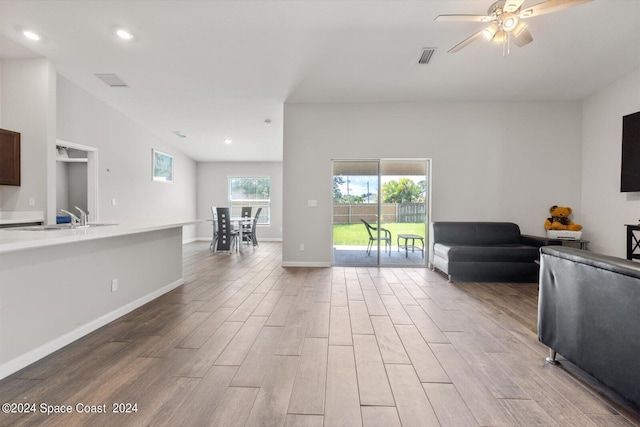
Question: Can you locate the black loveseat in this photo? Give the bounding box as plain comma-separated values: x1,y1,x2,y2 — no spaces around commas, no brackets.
431,222,561,282
539,246,640,409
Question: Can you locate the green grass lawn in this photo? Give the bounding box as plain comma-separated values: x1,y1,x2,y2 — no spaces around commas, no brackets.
333,222,426,246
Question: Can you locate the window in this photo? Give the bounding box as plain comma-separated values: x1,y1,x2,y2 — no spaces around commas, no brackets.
228,177,271,225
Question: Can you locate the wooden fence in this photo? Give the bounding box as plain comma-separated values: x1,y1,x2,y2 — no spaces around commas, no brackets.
333,203,425,224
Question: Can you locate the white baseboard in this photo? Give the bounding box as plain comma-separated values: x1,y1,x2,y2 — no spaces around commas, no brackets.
281,261,331,267
0,278,184,381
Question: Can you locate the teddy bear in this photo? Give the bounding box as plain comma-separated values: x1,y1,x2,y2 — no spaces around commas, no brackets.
544,205,582,231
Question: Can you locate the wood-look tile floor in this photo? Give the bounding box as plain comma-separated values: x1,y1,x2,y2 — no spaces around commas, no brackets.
1,241,639,426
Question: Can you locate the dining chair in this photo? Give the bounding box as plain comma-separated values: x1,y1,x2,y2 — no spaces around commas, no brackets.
361,219,391,256
216,207,239,252
240,206,252,243
242,207,262,247
209,206,218,252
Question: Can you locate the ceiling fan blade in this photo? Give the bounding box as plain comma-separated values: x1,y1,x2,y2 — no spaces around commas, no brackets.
520,0,593,18
435,14,489,22
447,31,484,53
513,28,534,47
504,0,525,13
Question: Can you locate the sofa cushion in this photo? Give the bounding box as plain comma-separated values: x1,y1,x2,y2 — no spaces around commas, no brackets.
435,243,540,263
432,222,523,245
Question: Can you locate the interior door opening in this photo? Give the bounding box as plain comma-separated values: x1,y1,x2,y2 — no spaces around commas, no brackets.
55,139,98,224
332,159,430,266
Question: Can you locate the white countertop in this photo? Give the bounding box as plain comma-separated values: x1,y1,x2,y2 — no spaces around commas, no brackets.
0,211,45,225
0,219,201,254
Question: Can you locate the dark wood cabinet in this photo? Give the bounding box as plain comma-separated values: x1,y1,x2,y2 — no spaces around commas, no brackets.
0,128,20,186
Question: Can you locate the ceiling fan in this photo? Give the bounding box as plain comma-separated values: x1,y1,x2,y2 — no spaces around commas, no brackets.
435,0,593,55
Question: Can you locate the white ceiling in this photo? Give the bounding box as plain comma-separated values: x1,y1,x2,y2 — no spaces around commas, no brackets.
0,0,638,162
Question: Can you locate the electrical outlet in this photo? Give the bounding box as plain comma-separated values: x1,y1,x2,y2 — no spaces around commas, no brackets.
111,279,118,292
28,197,35,207
111,198,117,206
299,244,305,251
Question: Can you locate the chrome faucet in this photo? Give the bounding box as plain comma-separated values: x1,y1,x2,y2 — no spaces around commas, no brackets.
57,207,89,227
74,206,88,226
58,209,80,226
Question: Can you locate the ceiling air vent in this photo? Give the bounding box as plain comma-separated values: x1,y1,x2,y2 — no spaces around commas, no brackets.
95,73,128,87
418,48,436,65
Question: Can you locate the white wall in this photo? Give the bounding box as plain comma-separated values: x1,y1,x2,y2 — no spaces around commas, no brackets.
283,101,583,266
0,58,56,215
55,161,69,210
196,161,283,241
581,68,640,257
56,75,197,241
67,162,88,212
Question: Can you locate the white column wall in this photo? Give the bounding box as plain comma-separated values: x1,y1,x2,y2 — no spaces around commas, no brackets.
0,58,55,216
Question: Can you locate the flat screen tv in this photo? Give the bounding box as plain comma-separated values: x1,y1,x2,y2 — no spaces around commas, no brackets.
621,111,640,192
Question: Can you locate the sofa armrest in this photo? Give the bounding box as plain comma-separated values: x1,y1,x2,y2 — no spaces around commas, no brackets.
521,234,562,247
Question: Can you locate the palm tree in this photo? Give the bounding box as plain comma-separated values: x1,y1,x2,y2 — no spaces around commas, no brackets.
382,178,422,203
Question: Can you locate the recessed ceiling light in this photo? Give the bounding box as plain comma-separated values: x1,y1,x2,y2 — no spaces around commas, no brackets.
172,131,186,138
116,29,134,40
224,139,232,144
22,30,41,41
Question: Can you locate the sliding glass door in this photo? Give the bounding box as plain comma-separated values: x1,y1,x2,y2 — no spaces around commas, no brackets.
332,160,380,266
332,159,430,266
379,159,428,266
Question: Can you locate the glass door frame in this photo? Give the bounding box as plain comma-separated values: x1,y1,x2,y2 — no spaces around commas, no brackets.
332,158,431,267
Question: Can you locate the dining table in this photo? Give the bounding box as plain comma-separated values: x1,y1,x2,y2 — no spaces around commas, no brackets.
231,216,254,253
208,215,254,253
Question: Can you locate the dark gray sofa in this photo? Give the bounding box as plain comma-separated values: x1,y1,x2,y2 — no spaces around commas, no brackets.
539,246,640,409
431,222,561,282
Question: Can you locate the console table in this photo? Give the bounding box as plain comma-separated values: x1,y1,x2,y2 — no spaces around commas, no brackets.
625,224,640,261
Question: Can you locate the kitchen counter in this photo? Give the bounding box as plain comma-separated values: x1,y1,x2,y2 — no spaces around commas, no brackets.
0,210,44,226
0,219,200,253
0,219,200,380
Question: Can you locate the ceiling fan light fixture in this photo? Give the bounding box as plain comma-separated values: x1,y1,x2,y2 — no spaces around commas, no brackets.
492,30,507,44
437,0,592,55
481,23,499,40
502,15,519,32
512,21,528,37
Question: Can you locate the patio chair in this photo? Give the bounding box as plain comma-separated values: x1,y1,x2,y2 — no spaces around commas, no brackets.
361,219,391,256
